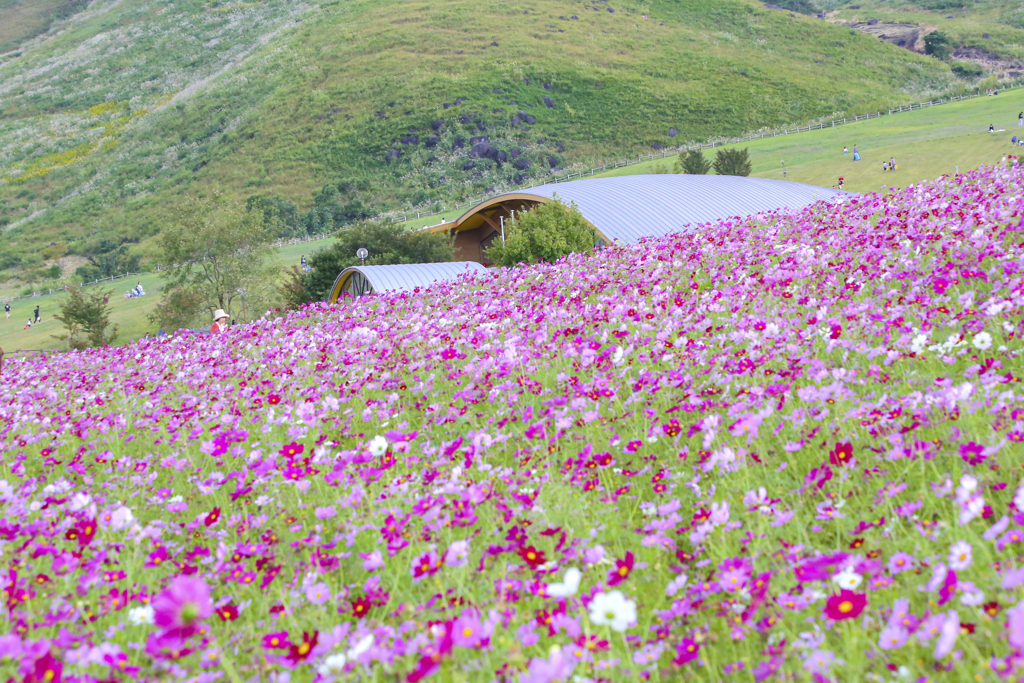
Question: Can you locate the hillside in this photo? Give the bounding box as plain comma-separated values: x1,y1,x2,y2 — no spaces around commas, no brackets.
0,0,964,287
823,0,1024,78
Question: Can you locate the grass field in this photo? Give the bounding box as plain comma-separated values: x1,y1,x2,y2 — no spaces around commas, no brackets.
593,88,1024,192
0,241,319,353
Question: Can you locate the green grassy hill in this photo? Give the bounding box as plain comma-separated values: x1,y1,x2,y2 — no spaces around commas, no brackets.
823,0,1024,78
0,0,973,287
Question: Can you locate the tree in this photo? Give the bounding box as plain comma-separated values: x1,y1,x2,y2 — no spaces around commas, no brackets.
246,194,303,238
675,149,712,175
486,197,596,267
924,31,952,61
53,286,118,350
75,245,140,282
152,191,274,329
282,218,455,306
713,148,752,177
302,184,373,235
950,61,982,79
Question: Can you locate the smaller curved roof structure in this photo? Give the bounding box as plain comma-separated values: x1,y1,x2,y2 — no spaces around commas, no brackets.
328,262,487,303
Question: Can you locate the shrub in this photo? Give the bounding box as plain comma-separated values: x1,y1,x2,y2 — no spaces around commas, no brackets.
283,219,455,306
924,31,952,61
53,287,118,350
713,148,752,176
675,149,712,175
951,61,983,78
486,197,596,267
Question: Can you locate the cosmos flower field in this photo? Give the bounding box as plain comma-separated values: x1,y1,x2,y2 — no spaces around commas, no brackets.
3,164,1024,683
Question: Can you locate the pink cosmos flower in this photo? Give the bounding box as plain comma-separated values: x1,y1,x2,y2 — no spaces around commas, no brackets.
360,550,384,571
306,582,331,605
153,576,212,638
933,610,959,659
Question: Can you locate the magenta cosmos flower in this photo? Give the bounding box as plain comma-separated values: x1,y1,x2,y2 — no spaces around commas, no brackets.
824,590,866,621
153,575,213,637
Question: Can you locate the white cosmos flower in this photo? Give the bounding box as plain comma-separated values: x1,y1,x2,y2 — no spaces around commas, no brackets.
832,567,863,590
68,492,92,512
347,634,374,658
588,590,636,632
547,567,582,598
948,540,973,570
318,653,348,675
128,605,154,625
973,331,993,350
612,347,624,364
368,436,388,457
910,334,928,353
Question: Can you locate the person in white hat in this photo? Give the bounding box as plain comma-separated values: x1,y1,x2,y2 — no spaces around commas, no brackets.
211,309,229,334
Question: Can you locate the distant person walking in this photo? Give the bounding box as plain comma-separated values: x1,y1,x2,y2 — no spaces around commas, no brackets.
301,255,307,270
211,309,229,335
34,305,40,323
853,145,860,161
843,146,848,156
890,157,896,171
1019,111,1023,127
4,302,9,319
838,176,844,190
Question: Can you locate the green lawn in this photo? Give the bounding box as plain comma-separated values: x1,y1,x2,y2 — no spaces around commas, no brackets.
591,88,1024,193
0,240,328,353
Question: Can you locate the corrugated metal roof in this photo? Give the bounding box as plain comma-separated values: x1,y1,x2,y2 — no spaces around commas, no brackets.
331,261,488,300
483,174,846,245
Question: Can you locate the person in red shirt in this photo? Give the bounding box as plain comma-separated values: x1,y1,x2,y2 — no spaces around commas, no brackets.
211,309,229,334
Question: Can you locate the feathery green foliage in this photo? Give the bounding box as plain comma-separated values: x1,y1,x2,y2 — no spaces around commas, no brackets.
52,286,118,350
487,198,595,267
676,149,713,175
714,147,753,176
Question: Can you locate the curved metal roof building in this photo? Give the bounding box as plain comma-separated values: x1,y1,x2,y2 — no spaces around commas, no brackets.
328,262,488,303
425,174,846,263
